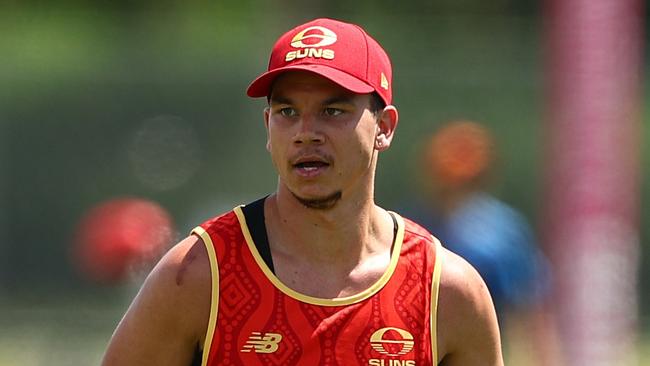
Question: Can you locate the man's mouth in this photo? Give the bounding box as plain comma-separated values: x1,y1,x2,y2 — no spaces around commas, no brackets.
292,157,331,177
293,161,330,170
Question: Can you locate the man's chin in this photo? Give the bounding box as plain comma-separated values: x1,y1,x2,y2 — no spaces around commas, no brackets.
290,190,342,210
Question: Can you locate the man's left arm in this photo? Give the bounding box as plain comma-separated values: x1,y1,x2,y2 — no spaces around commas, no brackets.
435,248,504,366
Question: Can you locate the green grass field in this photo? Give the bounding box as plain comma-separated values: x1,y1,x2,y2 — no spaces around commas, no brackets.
0,290,136,366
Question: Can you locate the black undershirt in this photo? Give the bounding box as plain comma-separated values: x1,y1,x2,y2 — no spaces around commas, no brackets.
241,196,275,272
190,346,201,366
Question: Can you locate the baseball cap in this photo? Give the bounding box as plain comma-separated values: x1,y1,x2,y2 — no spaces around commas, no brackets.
247,18,393,105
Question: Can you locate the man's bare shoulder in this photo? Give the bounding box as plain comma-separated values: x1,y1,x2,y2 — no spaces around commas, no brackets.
101,235,212,365
138,234,212,328
436,248,503,365
439,247,491,305
163,235,211,284
147,234,212,306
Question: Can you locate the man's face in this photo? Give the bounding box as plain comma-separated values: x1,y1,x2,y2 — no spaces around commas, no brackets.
264,71,381,209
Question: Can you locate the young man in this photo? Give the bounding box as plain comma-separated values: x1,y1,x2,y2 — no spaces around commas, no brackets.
102,18,503,366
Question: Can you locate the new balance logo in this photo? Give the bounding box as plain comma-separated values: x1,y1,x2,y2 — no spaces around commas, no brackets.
240,332,283,354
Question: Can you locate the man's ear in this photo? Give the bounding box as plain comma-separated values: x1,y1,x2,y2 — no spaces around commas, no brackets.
264,107,271,151
374,105,399,151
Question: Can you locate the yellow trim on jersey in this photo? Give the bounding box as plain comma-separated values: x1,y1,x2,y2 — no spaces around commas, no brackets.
430,237,444,364
233,205,405,306
191,226,219,366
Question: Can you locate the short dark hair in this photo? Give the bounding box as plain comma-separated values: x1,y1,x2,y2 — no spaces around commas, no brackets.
369,92,386,117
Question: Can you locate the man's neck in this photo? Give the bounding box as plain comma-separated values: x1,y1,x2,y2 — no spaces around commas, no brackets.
265,187,391,264
263,187,396,298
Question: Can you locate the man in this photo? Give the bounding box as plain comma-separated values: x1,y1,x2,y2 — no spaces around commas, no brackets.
415,120,559,364
420,121,551,319
102,18,503,366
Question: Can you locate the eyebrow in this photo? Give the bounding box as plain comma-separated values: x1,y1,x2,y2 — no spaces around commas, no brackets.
269,94,355,106
322,94,355,106
269,96,293,106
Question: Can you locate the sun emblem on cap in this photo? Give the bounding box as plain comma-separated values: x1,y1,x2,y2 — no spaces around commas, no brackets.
290,26,338,48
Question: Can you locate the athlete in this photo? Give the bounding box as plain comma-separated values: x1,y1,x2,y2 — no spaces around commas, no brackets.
101,18,503,366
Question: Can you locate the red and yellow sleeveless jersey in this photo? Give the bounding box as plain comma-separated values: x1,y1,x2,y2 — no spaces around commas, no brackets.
191,206,444,366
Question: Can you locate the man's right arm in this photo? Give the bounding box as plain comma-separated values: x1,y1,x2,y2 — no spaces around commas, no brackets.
101,235,212,366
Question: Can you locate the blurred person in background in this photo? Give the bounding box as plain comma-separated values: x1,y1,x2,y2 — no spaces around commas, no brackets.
101,19,503,366
410,120,561,365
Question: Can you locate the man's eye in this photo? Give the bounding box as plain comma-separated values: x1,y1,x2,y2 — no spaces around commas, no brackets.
324,108,342,116
279,108,297,117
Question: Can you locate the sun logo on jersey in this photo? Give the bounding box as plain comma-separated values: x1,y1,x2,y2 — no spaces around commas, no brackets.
370,327,415,356
240,332,283,354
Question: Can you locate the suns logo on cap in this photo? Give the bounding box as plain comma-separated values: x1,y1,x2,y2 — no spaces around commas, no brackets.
286,26,337,62
290,26,337,48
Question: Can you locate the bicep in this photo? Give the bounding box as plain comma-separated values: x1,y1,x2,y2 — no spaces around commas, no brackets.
102,236,209,366
437,250,504,366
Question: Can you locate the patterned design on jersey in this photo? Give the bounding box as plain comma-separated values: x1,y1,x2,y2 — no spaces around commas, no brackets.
193,206,441,366
299,303,355,366
353,295,384,362
256,291,303,364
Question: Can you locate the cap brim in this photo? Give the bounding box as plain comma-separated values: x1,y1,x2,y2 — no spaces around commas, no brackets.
247,64,375,98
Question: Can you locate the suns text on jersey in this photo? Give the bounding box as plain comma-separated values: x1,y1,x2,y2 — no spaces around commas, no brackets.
368,360,415,366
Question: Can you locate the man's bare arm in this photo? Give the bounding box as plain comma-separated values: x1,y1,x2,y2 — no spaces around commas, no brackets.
102,235,211,366
437,248,504,366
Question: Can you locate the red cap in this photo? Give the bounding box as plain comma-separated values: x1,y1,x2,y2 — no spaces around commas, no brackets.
247,18,393,105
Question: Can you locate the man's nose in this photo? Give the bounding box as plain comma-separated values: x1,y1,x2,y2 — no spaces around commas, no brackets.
293,115,324,145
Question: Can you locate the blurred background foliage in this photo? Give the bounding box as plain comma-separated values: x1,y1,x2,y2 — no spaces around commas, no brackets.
0,1,647,365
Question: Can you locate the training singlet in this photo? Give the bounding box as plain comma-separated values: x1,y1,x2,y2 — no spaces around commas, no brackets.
191,203,444,366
